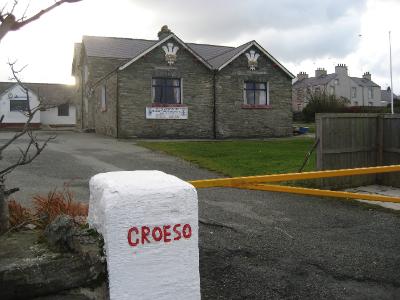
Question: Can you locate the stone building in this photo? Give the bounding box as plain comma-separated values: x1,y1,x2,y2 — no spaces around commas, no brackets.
292,64,382,112
72,26,294,138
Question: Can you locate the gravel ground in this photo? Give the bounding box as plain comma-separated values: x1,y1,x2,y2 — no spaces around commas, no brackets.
1,131,400,299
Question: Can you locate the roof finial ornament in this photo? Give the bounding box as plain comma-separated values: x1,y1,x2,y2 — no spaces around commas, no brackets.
245,50,260,71
162,43,179,65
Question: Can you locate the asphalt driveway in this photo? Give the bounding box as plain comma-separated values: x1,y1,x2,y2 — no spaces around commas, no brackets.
1,131,400,299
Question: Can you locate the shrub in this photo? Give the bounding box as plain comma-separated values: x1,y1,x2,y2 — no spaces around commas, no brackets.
7,187,88,231
387,99,400,113
33,189,88,228
8,199,33,228
302,90,349,122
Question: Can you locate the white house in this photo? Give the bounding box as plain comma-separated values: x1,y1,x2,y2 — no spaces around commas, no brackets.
292,64,382,112
0,82,76,128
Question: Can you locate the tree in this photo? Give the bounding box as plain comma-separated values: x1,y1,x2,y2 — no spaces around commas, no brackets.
0,0,82,233
0,0,82,43
302,89,349,122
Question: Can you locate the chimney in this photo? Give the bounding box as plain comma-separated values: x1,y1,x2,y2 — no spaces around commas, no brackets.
297,71,308,81
158,25,172,40
363,72,371,81
315,68,327,77
335,64,348,76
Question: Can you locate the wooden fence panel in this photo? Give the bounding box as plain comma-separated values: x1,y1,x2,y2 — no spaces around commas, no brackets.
382,115,400,187
315,113,400,188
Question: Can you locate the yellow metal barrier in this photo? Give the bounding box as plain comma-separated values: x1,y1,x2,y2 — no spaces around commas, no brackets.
240,184,400,203
189,165,400,203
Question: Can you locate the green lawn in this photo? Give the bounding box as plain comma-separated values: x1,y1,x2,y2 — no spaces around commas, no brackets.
138,138,316,177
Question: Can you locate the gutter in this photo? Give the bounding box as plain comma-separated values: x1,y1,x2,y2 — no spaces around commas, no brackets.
213,70,217,139
116,71,119,138
80,68,84,129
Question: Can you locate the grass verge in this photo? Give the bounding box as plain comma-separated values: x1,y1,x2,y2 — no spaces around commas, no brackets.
138,138,316,178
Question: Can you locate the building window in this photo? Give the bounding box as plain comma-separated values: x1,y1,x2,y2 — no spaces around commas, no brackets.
354,101,359,106
244,81,268,105
368,87,373,99
58,103,69,116
10,99,29,111
100,85,107,111
84,65,89,83
330,86,335,95
368,101,373,106
351,87,357,98
152,78,181,104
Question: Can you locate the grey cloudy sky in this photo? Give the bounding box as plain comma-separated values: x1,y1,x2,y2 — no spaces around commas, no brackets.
0,0,398,93
138,0,366,61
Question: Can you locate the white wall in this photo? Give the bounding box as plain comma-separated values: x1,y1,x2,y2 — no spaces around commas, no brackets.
41,104,76,125
0,84,41,123
88,171,201,300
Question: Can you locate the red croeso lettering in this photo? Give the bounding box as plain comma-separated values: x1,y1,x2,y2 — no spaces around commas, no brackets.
127,223,193,248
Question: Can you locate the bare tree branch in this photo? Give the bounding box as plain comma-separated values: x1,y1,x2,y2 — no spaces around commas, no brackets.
18,0,31,22
0,0,78,234
0,61,43,157
0,133,56,177
0,0,83,42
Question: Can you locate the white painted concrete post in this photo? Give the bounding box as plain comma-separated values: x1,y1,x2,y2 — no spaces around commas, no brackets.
88,171,200,300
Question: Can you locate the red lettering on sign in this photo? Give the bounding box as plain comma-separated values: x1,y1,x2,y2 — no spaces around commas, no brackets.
163,225,171,242
152,226,163,241
141,226,151,244
173,224,181,241
127,227,139,247
182,224,192,239
128,223,193,248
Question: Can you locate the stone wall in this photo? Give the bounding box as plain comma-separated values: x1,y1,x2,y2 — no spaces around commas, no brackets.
78,53,127,131
117,41,214,138
79,40,293,139
93,73,118,137
215,46,292,138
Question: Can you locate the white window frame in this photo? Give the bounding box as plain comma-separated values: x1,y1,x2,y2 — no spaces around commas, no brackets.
57,103,69,116
351,87,357,98
243,81,269,105
368,87,373,99
151,78,182,105
100,85,107,111
84,65,89,83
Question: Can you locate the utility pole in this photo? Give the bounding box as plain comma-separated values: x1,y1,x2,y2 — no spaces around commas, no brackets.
389,31,394,114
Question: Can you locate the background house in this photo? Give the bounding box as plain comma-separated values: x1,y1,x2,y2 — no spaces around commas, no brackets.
72,26,294,139
0,82,76,128
381,87,399,107
292,64,382,112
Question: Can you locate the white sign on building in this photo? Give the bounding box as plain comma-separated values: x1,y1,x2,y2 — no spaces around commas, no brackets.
146,106,188,119
88,171,200,300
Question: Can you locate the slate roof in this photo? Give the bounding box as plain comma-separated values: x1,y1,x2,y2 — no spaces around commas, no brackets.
294,73,380,89
381,89,399,102
207,41,253,69
83,36,157,59
293,74,337,89
186,43,234,61
0,82,75,107
350,77,380,88
81,35,293,77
